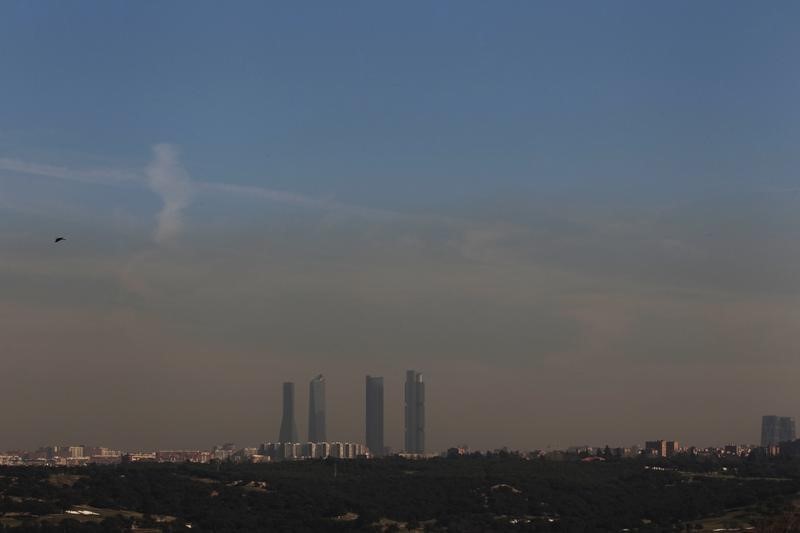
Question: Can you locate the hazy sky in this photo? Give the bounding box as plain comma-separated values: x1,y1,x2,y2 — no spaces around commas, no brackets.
2,2,800,452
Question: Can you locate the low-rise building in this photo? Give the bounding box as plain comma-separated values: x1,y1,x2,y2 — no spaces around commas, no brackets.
155,450,212,463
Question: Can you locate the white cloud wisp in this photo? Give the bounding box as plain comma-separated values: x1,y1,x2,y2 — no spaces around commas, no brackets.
146,144,194,245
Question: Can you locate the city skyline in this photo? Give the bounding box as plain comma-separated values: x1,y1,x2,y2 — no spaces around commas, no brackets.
7,412,799,464
4,413,797,461
2,2,800,453
1,360,796,452
2,362,798,452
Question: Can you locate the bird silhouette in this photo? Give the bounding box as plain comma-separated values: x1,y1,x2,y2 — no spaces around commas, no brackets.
54,237,66,243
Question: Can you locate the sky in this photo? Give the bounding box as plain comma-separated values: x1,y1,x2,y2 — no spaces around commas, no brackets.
1,1,800,453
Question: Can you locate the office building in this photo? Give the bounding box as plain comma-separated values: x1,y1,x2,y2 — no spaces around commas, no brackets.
68,446,85,459
665,441,680,457
644,440,681,457
365,375,384,456
761,415,796,446
330,442,344,458
779,417,796,443
645,440,667,457
301,442,317,458
404,370,425,454
155,450,211,463
278,382,299,443
308,375,327,443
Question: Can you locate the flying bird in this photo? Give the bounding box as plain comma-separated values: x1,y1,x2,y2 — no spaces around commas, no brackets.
54,237,66,243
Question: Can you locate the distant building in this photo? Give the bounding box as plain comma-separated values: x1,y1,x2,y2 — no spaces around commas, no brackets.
308,375,327,443
665,441,680,457
762,416,779,446
155,450,211,463
446,447,468,458
233,447,259,462
94,447,122,457
122,452,157,463
264,442,300,460
365,375,384,456
767,444,781,457
611,447,637,458
779,439,800,457
317,442,331,458
68,446,85,458
404,370,425,454
279,382,299,443
724,444,741,456
761,415,796,446
397,452,436,460
212,443,237,461
780,418,796,442
567,445,593,455
644,440,680,457
645,440,667,457
301,442,317,458
259,441,365,461
282,442,300,460
330,442,344,458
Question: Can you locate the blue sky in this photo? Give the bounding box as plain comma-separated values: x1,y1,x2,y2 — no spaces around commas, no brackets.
4,2,799,202
1,2,800,451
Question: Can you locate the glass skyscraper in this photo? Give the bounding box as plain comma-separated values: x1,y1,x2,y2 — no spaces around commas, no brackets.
761,415,796,446
278,382,298,443
404,370,425,454
308,374,327,443
365,375,384,456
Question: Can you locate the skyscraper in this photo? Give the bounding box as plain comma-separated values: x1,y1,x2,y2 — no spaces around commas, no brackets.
761,415,796,446
365,375,384,456
308,374,326,443
779,417,796,443
404,370,425,454
278,382,298,443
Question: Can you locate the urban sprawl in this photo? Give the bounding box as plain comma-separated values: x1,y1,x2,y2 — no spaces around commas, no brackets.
1,370,795,467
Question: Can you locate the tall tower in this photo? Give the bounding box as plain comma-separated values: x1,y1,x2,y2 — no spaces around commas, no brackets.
308,375,327,443
761,415,795,446
762,415,779,446
779,417,796,443
278,382,298,443
365,375,384,456
404,370,425,454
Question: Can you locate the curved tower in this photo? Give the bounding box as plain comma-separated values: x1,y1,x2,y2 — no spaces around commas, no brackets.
308,375,327,443
279,382,298,443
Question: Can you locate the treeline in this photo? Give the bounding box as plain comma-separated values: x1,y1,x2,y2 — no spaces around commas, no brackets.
1,455,800,531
